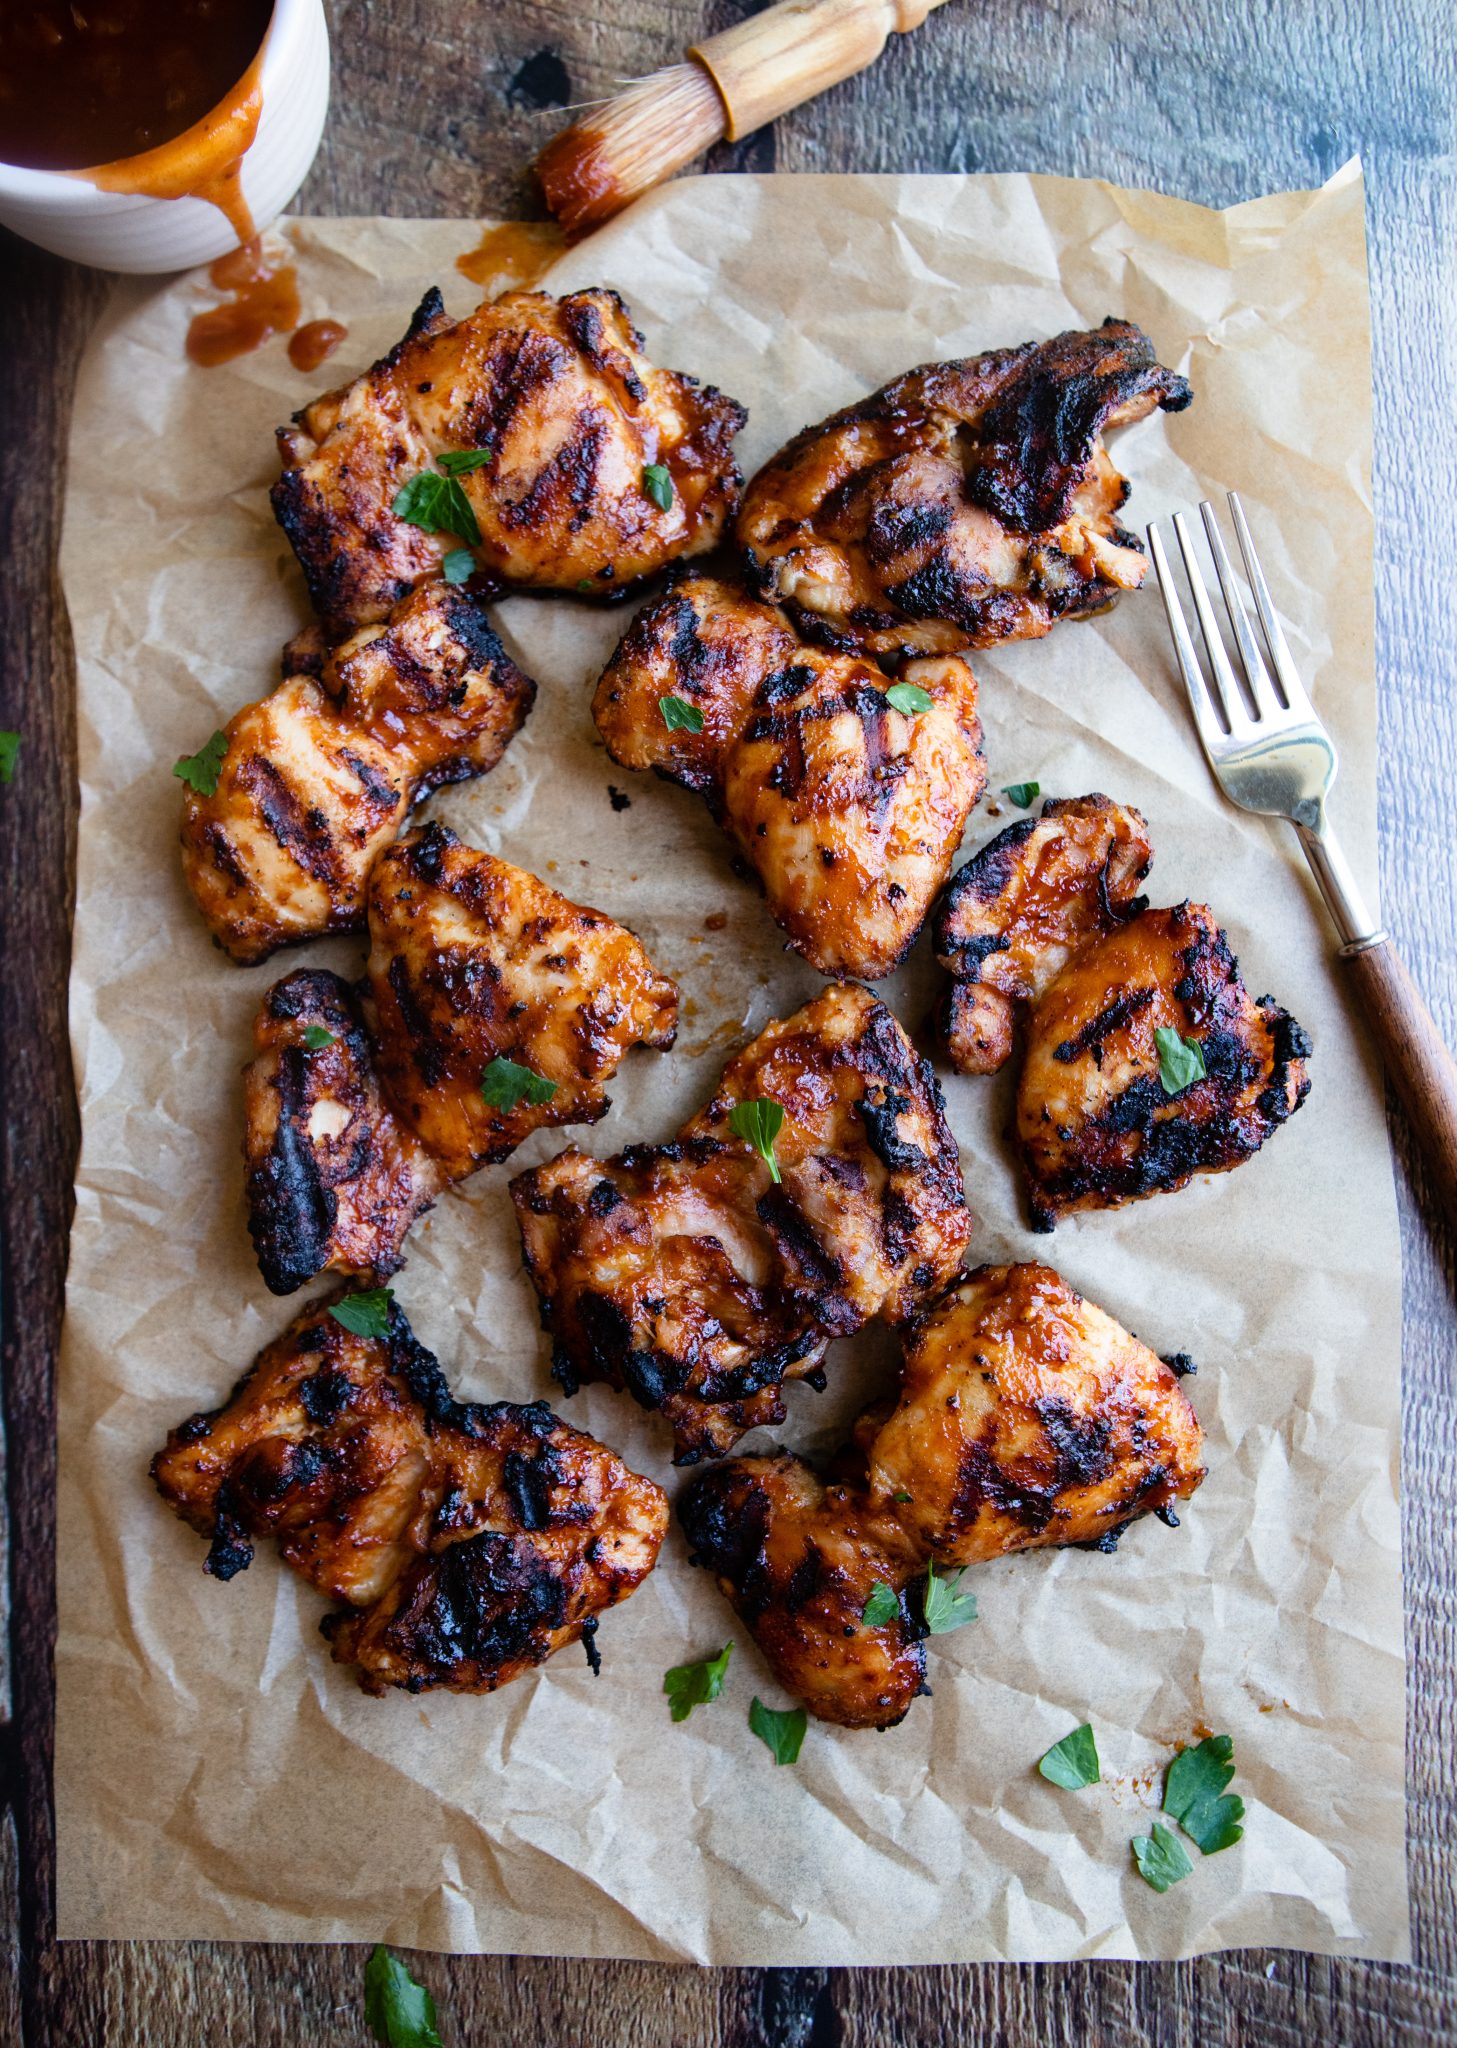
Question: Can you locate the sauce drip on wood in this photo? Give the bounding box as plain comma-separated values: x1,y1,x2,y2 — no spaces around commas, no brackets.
186,238,300,368
288,319,348,372
0,0,274,173
456,220,565,291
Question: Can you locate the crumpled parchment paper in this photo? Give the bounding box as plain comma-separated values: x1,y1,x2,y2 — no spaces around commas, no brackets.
53,163,1407,1962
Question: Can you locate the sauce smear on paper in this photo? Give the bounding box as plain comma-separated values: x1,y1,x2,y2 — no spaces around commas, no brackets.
187,238,300,368
456,221,565,290
288,319,349,372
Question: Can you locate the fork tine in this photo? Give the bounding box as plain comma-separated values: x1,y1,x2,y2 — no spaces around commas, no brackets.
1172,511,1249,731
1227,492,1317,718
1199,500,1282,722
1147,522,1228,763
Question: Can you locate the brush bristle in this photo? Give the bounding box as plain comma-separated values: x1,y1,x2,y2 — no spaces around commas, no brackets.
535,63,727,239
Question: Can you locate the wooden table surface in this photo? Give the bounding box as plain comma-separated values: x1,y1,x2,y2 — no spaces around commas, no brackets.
3,1,1455,2039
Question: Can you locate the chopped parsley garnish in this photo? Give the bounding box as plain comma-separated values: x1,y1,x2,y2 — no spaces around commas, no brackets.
1001,781,1041,808
659,693,705,734
328,1288,394,1339
749,1697,807,1766
1131,1821,1194,1893
663,1642,733,1722
1163,1733,1245,1853
172,730,228,796
436,446,494,474
922,1561,978,1634
480,1056,558,1111
0,731,20,784
861,1583,901,1628
391,469,481,547
1037,1722,1100,1790
885,680,933,715
641,462,674,511
364,1943,444,2048
576,577,599,592
302,1026,336,1050
441,548,475,585
892,1490,913,1503
728,1096,785,1184
1154,1025,1206,1095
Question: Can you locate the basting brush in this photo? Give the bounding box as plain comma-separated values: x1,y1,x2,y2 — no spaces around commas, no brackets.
535,0,950,240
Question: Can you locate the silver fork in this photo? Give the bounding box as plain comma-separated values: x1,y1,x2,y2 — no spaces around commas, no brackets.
1149,492,1457,1218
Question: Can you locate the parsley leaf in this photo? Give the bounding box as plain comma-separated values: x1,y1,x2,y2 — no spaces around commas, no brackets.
884,680,933,716
576,577,599,592
728,1097,785,1184
364,1943,443,2048
1131,1821,1194,1893
1037,1722,1100,1790
1163,1733,1245,1854
659,694,705,734
391,470,481,547
328,1288,394,1339
480,1055,558,1111
892,1489,913,1503
749,1697,807,1765
663,1641,733,1722
441,548,475,585
436,446,493,474
641,462,674,511
0,731,20,784
922,1561,978,1634
302,1026,336,1050
1154,1025,1207,1096
1001,781,1041,808
861,1582,900,1628
173,730,228,796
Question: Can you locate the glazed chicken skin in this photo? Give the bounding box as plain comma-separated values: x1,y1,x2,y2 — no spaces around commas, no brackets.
594,574,987,979
152,1293,669,1696
243,969,447,1294
180,581,534,965
680,1262,1204,1729
240,822,678,1294
738,320,1191,659
273,286,748,633
511,983,971,1464
1019,902,1312,1227
934,794,1152,1073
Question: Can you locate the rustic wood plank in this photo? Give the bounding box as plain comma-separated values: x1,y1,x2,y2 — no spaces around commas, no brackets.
3,0,1455,2039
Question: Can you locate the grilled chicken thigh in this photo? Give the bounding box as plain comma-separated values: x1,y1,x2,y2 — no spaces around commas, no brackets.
152,1294,668,1696
680,1261,1204,1728
1018,902,1311,1227
511,983,971,1463
273,286,747,633
594,575,986,979
240,823,677,1293
180,582,534,964
738,320,1191,659
934,794,1152,1073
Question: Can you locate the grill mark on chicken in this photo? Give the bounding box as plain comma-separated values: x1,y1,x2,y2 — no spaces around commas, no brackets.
680,1262,1204,1728
1053,987,1154,1064
153,1294,669,1697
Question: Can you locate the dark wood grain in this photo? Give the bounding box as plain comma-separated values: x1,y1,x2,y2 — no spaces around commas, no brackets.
1344,938,1457,1225
2,0,1455,2040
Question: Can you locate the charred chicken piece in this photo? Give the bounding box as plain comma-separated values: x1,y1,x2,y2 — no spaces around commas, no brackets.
738,319,1191,659
678,1453,926,1730
368,822,679,1182
179,582,534,965
934,794,1152,1073
151,1293,668,1697
511,982,971,1464
594,574,987,979
243,969,447,1295
273,286,747,633
239,824,678,1294
1018,902,1312,1227
679,1260,1204,1729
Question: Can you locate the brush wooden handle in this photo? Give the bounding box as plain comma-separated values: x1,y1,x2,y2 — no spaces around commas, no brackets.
1343,935,1457,1220
690,0,950,140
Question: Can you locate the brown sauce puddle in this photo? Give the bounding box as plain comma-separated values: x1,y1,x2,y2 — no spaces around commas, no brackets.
456,220,565,291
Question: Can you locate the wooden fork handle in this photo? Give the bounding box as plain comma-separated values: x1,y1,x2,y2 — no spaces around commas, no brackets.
1342,934,1457,1218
